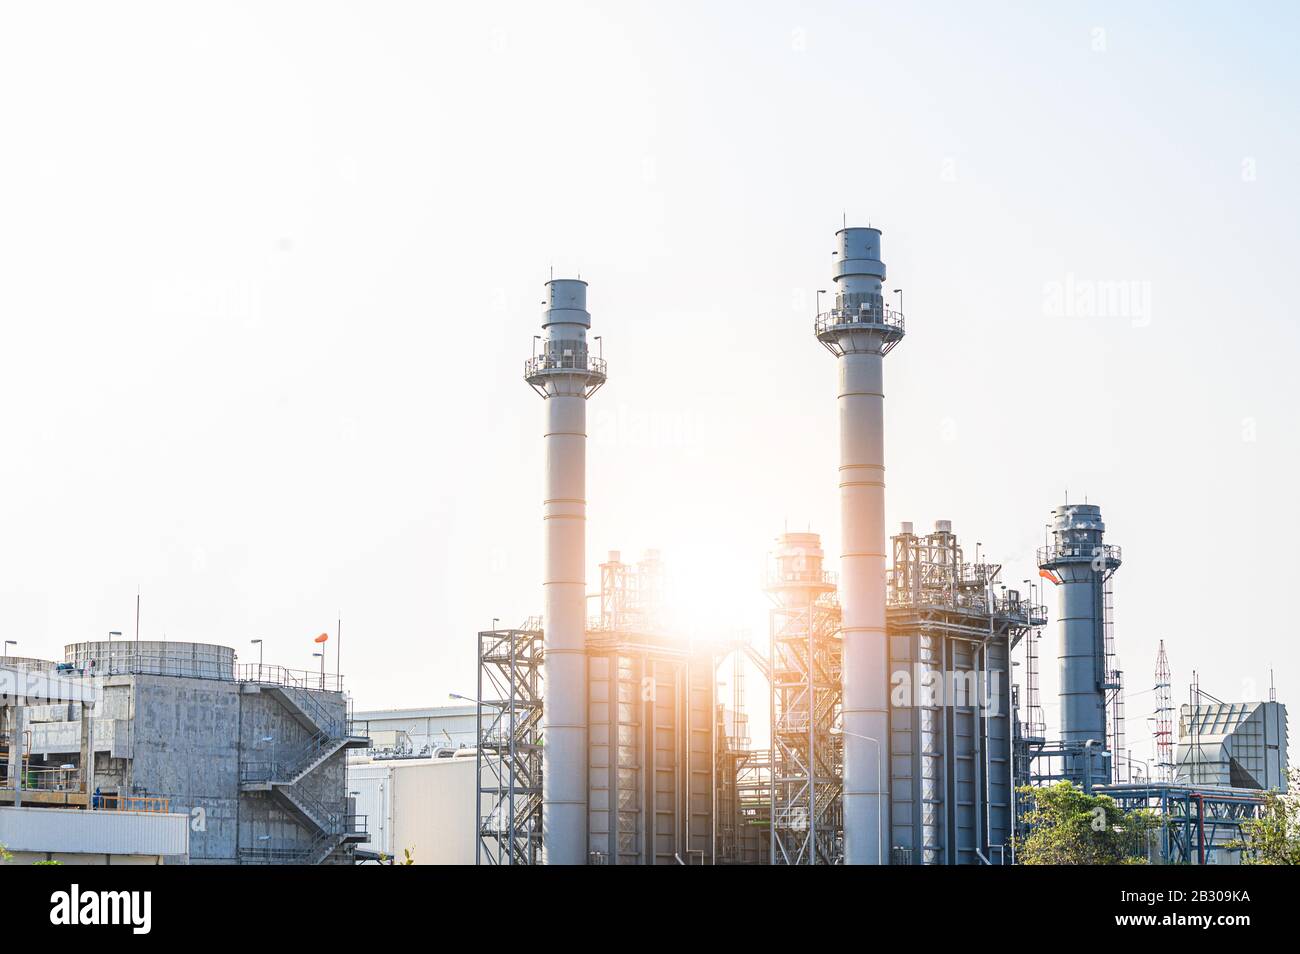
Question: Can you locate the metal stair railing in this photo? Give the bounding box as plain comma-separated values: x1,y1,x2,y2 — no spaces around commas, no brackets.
281,684,344,738
280,784,344,835
239,829,340,865
241,728,346,785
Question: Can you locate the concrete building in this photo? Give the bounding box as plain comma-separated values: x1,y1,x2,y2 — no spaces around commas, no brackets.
2,658,190,863
7,640,368,864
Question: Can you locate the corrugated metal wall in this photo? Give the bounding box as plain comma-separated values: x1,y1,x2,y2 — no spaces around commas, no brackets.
587,645,713,864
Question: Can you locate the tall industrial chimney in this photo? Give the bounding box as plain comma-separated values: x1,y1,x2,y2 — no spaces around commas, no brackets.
1038,503,1122,788
815,227,905,865
525,278,606,864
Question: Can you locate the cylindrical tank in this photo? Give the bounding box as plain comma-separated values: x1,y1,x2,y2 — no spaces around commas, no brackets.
1038,503,1121,786
816,226,905,865
63,640,236,680
525,277,606,865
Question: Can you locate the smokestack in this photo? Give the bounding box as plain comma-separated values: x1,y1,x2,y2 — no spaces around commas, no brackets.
525,277,606,864
816,226,904,864
1038,503,1121,788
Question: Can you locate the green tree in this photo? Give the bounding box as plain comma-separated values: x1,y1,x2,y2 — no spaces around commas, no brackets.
1016,782,1161,865
1235,768,1300,865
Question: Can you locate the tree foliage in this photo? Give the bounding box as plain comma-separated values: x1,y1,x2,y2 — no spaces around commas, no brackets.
1016,782,1161,865
1235,768,1300,865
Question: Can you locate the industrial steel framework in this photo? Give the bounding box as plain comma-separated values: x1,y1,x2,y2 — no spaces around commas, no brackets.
767,532,843,865
1098,783,1266,864
1154,641,1174,781
888,521,1045,864
714,636,773,865
475,621,545,865
586,550,714,865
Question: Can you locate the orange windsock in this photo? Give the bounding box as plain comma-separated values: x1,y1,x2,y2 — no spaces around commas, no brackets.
314,632,329,643
1039,568,1061,585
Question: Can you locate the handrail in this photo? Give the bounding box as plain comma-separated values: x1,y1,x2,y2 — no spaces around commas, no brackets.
283,783,344,833
524,353,607,377
93,793,172,813
235,663,343,694
1037,543,1122,566
767,567,838,588
815,305,905,337
241,728,341,784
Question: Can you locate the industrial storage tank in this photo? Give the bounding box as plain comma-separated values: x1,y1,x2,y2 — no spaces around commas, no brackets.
64,640,237,680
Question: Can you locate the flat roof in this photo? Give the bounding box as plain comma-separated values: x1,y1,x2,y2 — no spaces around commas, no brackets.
352,705,477,721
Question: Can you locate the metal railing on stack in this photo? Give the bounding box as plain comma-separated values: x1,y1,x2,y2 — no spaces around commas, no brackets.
814,304,905,336
1036,543,1122,565
523,352,607,377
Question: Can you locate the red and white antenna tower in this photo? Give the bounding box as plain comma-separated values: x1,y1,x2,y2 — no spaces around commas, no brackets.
1153,640,1174,781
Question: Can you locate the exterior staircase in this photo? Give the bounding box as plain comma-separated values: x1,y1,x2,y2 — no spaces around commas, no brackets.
236,671,370,865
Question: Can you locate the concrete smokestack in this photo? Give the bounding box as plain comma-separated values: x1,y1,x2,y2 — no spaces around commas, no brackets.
525,277,606,864
1038,503,1121,788
815,226,904,865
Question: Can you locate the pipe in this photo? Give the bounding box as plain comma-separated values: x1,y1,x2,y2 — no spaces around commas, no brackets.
526,278,606,865
816,226,904,864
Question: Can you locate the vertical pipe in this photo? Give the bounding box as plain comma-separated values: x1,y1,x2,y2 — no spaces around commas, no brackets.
768,606,777,865
11,704,24,808
475,632,483,864
808,590,817,864
817,227,903,865
526,278,606,865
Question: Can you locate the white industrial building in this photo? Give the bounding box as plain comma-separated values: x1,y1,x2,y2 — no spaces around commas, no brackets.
350,705,478,758
349,754,476,864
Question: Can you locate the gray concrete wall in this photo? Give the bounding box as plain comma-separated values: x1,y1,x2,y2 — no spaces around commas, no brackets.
126,675,241,862
12,666,353,864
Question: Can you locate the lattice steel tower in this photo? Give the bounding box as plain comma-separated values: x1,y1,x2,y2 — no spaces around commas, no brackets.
767,531,843,865
1154,640,1174,781
475,621,544,864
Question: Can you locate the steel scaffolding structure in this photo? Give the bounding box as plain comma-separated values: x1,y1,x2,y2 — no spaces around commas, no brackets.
713,635,773,865
890,521,1045,864
767,532,843,865
586,550,714,865
1097,783,1266,865
475,620,544,865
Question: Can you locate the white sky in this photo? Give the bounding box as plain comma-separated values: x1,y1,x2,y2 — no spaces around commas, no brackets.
1,2,1295,768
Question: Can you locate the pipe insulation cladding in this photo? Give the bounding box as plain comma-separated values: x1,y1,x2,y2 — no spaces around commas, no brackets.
815,227,905,865
525,278,607,865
